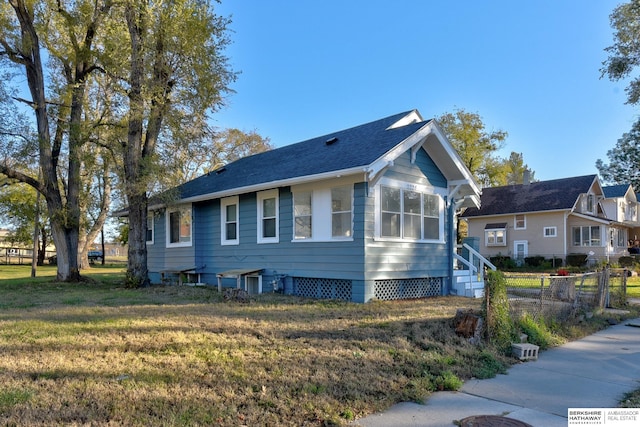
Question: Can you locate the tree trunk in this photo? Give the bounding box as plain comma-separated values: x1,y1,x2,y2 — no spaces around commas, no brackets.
6,0,81,282
123,3,150,288
127,192,149,287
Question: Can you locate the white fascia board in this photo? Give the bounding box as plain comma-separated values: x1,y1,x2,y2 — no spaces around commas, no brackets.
176,166,367,206
427,121,480,194
386,109,424,129
367,122,432,180
465,208,573,221
569,212,614,225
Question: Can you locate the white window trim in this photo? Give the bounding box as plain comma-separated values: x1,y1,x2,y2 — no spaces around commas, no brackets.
514,214,526,230
543,226,557,237
331,185,354,240
514,240,528,260
485,229,506,247
257,190,279,244
291,184,355,243
146,213,154,245
166,204,192,248
221,196,239,246
373,178,446,243
572,225,602,247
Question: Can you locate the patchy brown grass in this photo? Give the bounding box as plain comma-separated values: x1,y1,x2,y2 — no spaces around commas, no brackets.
0,265,631,426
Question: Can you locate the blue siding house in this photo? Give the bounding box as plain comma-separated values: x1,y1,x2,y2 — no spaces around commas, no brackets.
146,110,481,303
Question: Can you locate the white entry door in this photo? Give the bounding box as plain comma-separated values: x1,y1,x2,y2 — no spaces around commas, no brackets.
514,240,528,264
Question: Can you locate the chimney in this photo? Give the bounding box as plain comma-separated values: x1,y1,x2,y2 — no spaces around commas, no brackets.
523,169,531,186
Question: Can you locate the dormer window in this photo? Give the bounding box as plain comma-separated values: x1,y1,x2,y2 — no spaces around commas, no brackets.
587,194,595,213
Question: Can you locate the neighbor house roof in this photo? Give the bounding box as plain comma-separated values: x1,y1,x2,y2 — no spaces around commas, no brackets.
155,110,480,208
461,174,598,218
603,184,631,199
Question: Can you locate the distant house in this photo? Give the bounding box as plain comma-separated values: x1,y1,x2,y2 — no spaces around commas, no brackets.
460,174,640,266
601,184,640,241
143,110,482,302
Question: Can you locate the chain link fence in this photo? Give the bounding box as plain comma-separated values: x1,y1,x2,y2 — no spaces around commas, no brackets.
499,268,628,324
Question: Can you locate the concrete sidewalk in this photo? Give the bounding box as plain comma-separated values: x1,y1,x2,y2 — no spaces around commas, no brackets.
354,317,640,427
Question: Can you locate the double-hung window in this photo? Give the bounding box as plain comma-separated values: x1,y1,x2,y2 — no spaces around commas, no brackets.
167,205,192,247
293,191,312,239
146,214,154,244
331,186,352,238
485,229,506,246
484,223,506,246
221,196,239,245
257,190,279,243
515,214,526,230
379,184,443,241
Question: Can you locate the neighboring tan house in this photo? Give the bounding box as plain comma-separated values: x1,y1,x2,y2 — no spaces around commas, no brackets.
140,110,482,302
460,174,639,266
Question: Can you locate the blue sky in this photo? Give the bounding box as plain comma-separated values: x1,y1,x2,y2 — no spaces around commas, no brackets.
212,0,638,182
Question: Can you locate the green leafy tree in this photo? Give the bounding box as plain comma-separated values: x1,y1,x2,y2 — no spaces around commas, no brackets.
0,181,51,265
157,127,272,191
102,0,236,287
596,121,640,189
602,0,640,105
437,109,508,187
0,0,113,281
500,152,535,186
600,0,640,188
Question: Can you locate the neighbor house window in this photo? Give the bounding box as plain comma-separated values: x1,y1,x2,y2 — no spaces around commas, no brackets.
379,184,443,241
167,205,192,247
514,214,526,230
146,214,154,244
572,225,601,247
221,196,239,245
543,226,557,237
257,190,278,243
485,223,506,246
331,186,352,238
293,191,312,239
616,228,627,247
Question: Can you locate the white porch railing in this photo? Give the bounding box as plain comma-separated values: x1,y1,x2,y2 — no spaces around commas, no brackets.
453,243,496,297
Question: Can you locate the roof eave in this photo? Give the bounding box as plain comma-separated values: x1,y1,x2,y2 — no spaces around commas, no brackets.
367,120,481,202
171,166,368,207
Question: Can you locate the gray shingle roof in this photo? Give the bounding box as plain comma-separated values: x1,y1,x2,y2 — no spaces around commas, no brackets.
460,175,598,217
602,184,630,198
176,111,431,200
